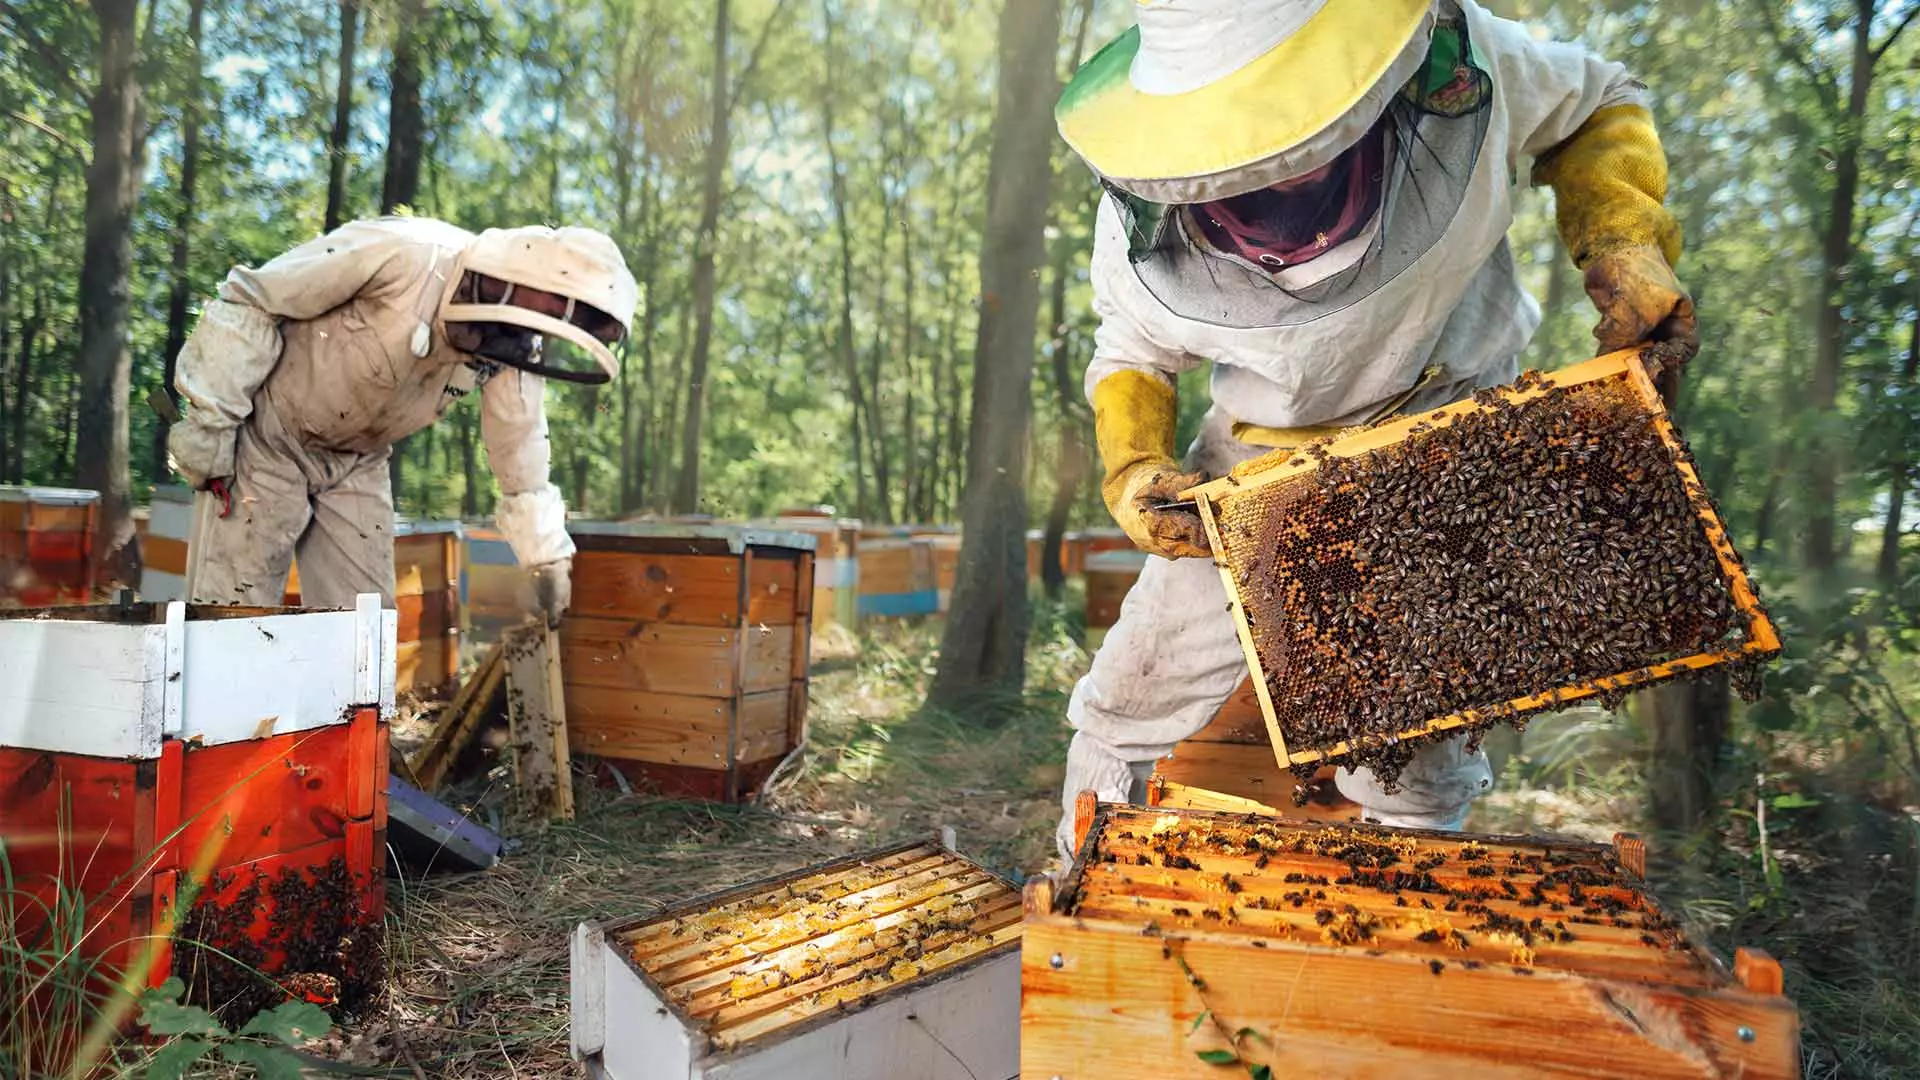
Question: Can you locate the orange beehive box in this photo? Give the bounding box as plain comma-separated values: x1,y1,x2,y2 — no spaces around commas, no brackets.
562,523,815,802
0,485,99,607
0,598,395,1033
1184,350,1780,774
765,513,862,650
280,520,462,695
138,485,193,601
1025,801,1799,1079
463,522,534,647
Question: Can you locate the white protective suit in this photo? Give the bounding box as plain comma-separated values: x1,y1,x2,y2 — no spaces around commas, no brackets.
1060,0,1655,860
169,216,619,608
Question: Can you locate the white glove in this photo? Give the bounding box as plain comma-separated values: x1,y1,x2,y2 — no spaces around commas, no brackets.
167,419,238,491
529,559,572,628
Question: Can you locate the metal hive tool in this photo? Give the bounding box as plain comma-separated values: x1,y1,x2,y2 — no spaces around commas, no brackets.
1185,349,1780,776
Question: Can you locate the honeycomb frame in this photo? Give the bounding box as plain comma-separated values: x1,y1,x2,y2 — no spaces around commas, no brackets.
1184,349,1780,770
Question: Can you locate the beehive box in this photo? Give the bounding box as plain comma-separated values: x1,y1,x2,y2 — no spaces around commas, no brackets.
562,522,814,802
0,597,396,1027
464,522,534,646
1084,548,1148,643
138,484,193,602
927,533,962,612
570,835,1022,1080
767,513,862,650
0,485,98,606
1185,350,1780,779
856,537,938,618
1025,801,1799,1079
392,520,462,694
1151,677,1359,823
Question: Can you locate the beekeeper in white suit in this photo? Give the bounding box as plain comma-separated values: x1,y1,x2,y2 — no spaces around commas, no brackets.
167,216,638,624
1053,0,1699,860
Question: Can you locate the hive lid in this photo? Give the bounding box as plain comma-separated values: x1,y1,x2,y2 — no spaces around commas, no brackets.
1085,549,1149,572
0,485,100,505
568,520,818,554
602,836,1022,1056
394,518,465,537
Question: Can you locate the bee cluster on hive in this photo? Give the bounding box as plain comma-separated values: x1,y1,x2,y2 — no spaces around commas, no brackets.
1209,364,1777,786
617,841,1021,1052
1064,806,1713,985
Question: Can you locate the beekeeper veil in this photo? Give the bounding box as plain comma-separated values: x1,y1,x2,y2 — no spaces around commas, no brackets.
442,226,639,384
1056,0,1494,329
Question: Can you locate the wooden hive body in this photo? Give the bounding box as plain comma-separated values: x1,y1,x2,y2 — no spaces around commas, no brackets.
391,521,462,694
0,485,99,607
138,484,193,602
1023,801,1799,1079
0,599,395,1035
767,514,863,653
855,536,938,618
462,522,534,645
562,523,814,802
1084,548,1148,638
572,836,1022,1080
1151,680,1360,823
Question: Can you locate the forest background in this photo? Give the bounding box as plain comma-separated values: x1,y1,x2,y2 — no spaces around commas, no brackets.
4,0,1920,1073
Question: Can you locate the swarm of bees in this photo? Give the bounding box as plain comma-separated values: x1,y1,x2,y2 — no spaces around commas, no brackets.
1217,371,1775,787
173,855,381,1023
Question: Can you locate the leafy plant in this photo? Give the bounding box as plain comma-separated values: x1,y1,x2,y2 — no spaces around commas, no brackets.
136,977,331,1080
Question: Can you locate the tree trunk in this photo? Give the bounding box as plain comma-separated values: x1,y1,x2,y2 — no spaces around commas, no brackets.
324,0,359,231
930,0,1063,712
74,0,146,587
1645,673,1731,832
672,0,731,515
157,0,207,482
1804,2,1877,575
819,1,870,521
10,290,41,484
1040,221,1086,600
380,0,425,214
1879,283,1920,590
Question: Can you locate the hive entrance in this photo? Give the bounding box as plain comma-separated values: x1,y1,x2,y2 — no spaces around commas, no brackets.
1194,352,1777,783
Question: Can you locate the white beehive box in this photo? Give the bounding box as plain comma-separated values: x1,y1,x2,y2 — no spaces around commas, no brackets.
0,595,397,757
570,834,1022,1080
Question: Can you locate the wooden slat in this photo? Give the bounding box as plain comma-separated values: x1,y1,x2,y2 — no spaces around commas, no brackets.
621,847,945,950
410,643,504,790
562,618,741,696
1022,918,1799,1080
142,534,189,576
571,550,747,626
737,689,796,764
745,552,800,626
504,622,573,820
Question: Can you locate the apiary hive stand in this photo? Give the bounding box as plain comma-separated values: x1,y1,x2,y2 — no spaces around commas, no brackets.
0,485,99,606
0,597,396,1020
562,522,814,802
571,835,1021,1080
1024,800,1799,1079
1184,350,1780,776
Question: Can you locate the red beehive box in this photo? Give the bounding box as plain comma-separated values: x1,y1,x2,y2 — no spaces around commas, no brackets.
0,596,396,1032
0,485,99,607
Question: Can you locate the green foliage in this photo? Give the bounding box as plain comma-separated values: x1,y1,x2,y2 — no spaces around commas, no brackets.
136,977,332,1079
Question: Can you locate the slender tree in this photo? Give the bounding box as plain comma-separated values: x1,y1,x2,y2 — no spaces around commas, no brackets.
930,0,1064,711
73,0,147,586
324,0,359,230
156,0,207,480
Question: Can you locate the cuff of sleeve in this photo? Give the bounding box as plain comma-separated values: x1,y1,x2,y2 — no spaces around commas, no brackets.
496,485,576,568
167,419,238,484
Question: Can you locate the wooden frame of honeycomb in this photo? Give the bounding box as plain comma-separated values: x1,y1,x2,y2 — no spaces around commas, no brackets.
1183,348,1781,771
1022,797,1799,1079
569,834,1021,1080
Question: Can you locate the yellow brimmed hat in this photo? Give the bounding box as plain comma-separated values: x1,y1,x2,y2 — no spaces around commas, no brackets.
1057,0,1435,204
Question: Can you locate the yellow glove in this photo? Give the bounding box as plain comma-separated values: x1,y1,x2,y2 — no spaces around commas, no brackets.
1534,104,1697,366
1092,370,1210,559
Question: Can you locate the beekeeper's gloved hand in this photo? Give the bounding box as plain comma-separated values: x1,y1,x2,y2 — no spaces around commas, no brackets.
529,559,572,628
1092,370,1210,560
1584,244,1698,365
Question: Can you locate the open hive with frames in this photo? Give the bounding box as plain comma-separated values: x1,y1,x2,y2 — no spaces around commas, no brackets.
1021,798,1799,1079
569,834,1022,1080
1184,349,1779,786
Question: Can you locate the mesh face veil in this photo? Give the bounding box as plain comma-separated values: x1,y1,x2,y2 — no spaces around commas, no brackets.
1109,7,1494,329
